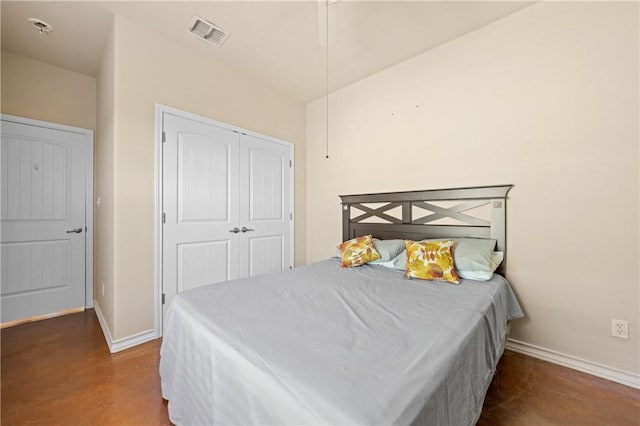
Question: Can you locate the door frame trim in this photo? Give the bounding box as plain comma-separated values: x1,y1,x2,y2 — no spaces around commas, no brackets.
0,113,94,309
154,104,295,337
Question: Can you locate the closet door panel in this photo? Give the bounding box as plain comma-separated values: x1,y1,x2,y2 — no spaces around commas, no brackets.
177,240,230,293
248,148,284,221
239,134,292,278
248,235,284,277
177,135,229,223
163,113,240,313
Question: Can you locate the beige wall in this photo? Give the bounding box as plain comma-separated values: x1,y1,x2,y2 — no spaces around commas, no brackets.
1,50,96,130
103,15,306,340
94,21,116,335
306,2,639,374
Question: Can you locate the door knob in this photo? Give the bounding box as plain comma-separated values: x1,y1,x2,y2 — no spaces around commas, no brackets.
229,227,240,233
241,227,255,233
66,227,83,234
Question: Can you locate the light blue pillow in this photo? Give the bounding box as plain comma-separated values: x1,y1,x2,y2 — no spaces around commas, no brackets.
371,239,405,262
453,238,497,280
461,251,504,280
390,250,407,270
387,238,499,281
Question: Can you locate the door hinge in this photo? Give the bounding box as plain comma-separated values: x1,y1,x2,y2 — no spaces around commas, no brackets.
289,159,292,167
290,212,293,220
162,212,166,223
162,293,166,304
162,131,166,143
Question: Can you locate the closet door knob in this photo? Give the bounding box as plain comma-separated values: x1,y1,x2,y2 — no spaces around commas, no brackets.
229,227,240,233
241,227,255,233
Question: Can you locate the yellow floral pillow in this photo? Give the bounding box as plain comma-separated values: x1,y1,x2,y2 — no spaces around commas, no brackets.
338,235,381,268
405,240,460,284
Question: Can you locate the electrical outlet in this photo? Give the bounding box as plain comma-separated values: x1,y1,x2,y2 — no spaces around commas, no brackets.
611,319,629,339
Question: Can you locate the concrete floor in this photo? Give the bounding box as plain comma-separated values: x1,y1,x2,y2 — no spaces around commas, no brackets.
2,309,638,425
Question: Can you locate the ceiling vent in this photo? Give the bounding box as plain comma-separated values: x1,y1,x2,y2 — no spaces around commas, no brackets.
187,16,229,47
28,18,53,34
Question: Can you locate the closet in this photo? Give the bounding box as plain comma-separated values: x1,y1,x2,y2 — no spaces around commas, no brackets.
161,110,293,312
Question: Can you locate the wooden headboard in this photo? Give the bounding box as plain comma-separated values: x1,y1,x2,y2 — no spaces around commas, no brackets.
339,185,513,272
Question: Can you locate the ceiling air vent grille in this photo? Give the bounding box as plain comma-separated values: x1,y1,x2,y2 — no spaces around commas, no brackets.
188,16,229,47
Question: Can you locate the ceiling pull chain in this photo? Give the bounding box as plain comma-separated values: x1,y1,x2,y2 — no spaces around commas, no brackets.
325,0,330,159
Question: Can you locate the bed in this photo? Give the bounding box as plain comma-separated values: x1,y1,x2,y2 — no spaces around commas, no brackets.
160,185,524,425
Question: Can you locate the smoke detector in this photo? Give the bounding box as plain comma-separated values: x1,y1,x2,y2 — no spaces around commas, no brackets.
187,16,229,47
28,18,53,34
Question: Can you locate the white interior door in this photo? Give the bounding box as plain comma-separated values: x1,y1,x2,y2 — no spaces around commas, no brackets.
162,113,240,315
1,119,87,323
240,134,292,277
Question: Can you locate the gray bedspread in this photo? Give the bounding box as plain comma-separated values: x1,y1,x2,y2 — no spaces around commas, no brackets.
160,258,523,425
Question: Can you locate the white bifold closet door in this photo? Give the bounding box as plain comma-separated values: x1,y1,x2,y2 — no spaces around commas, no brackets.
162,112,292,313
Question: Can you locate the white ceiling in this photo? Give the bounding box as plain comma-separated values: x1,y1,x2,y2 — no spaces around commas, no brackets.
1,1,534,103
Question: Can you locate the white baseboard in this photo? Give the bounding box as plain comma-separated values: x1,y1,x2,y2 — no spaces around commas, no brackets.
506,338,640,389
93,301,158,353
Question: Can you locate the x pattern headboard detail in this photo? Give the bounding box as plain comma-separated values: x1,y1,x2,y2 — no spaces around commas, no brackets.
339,185,513,272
